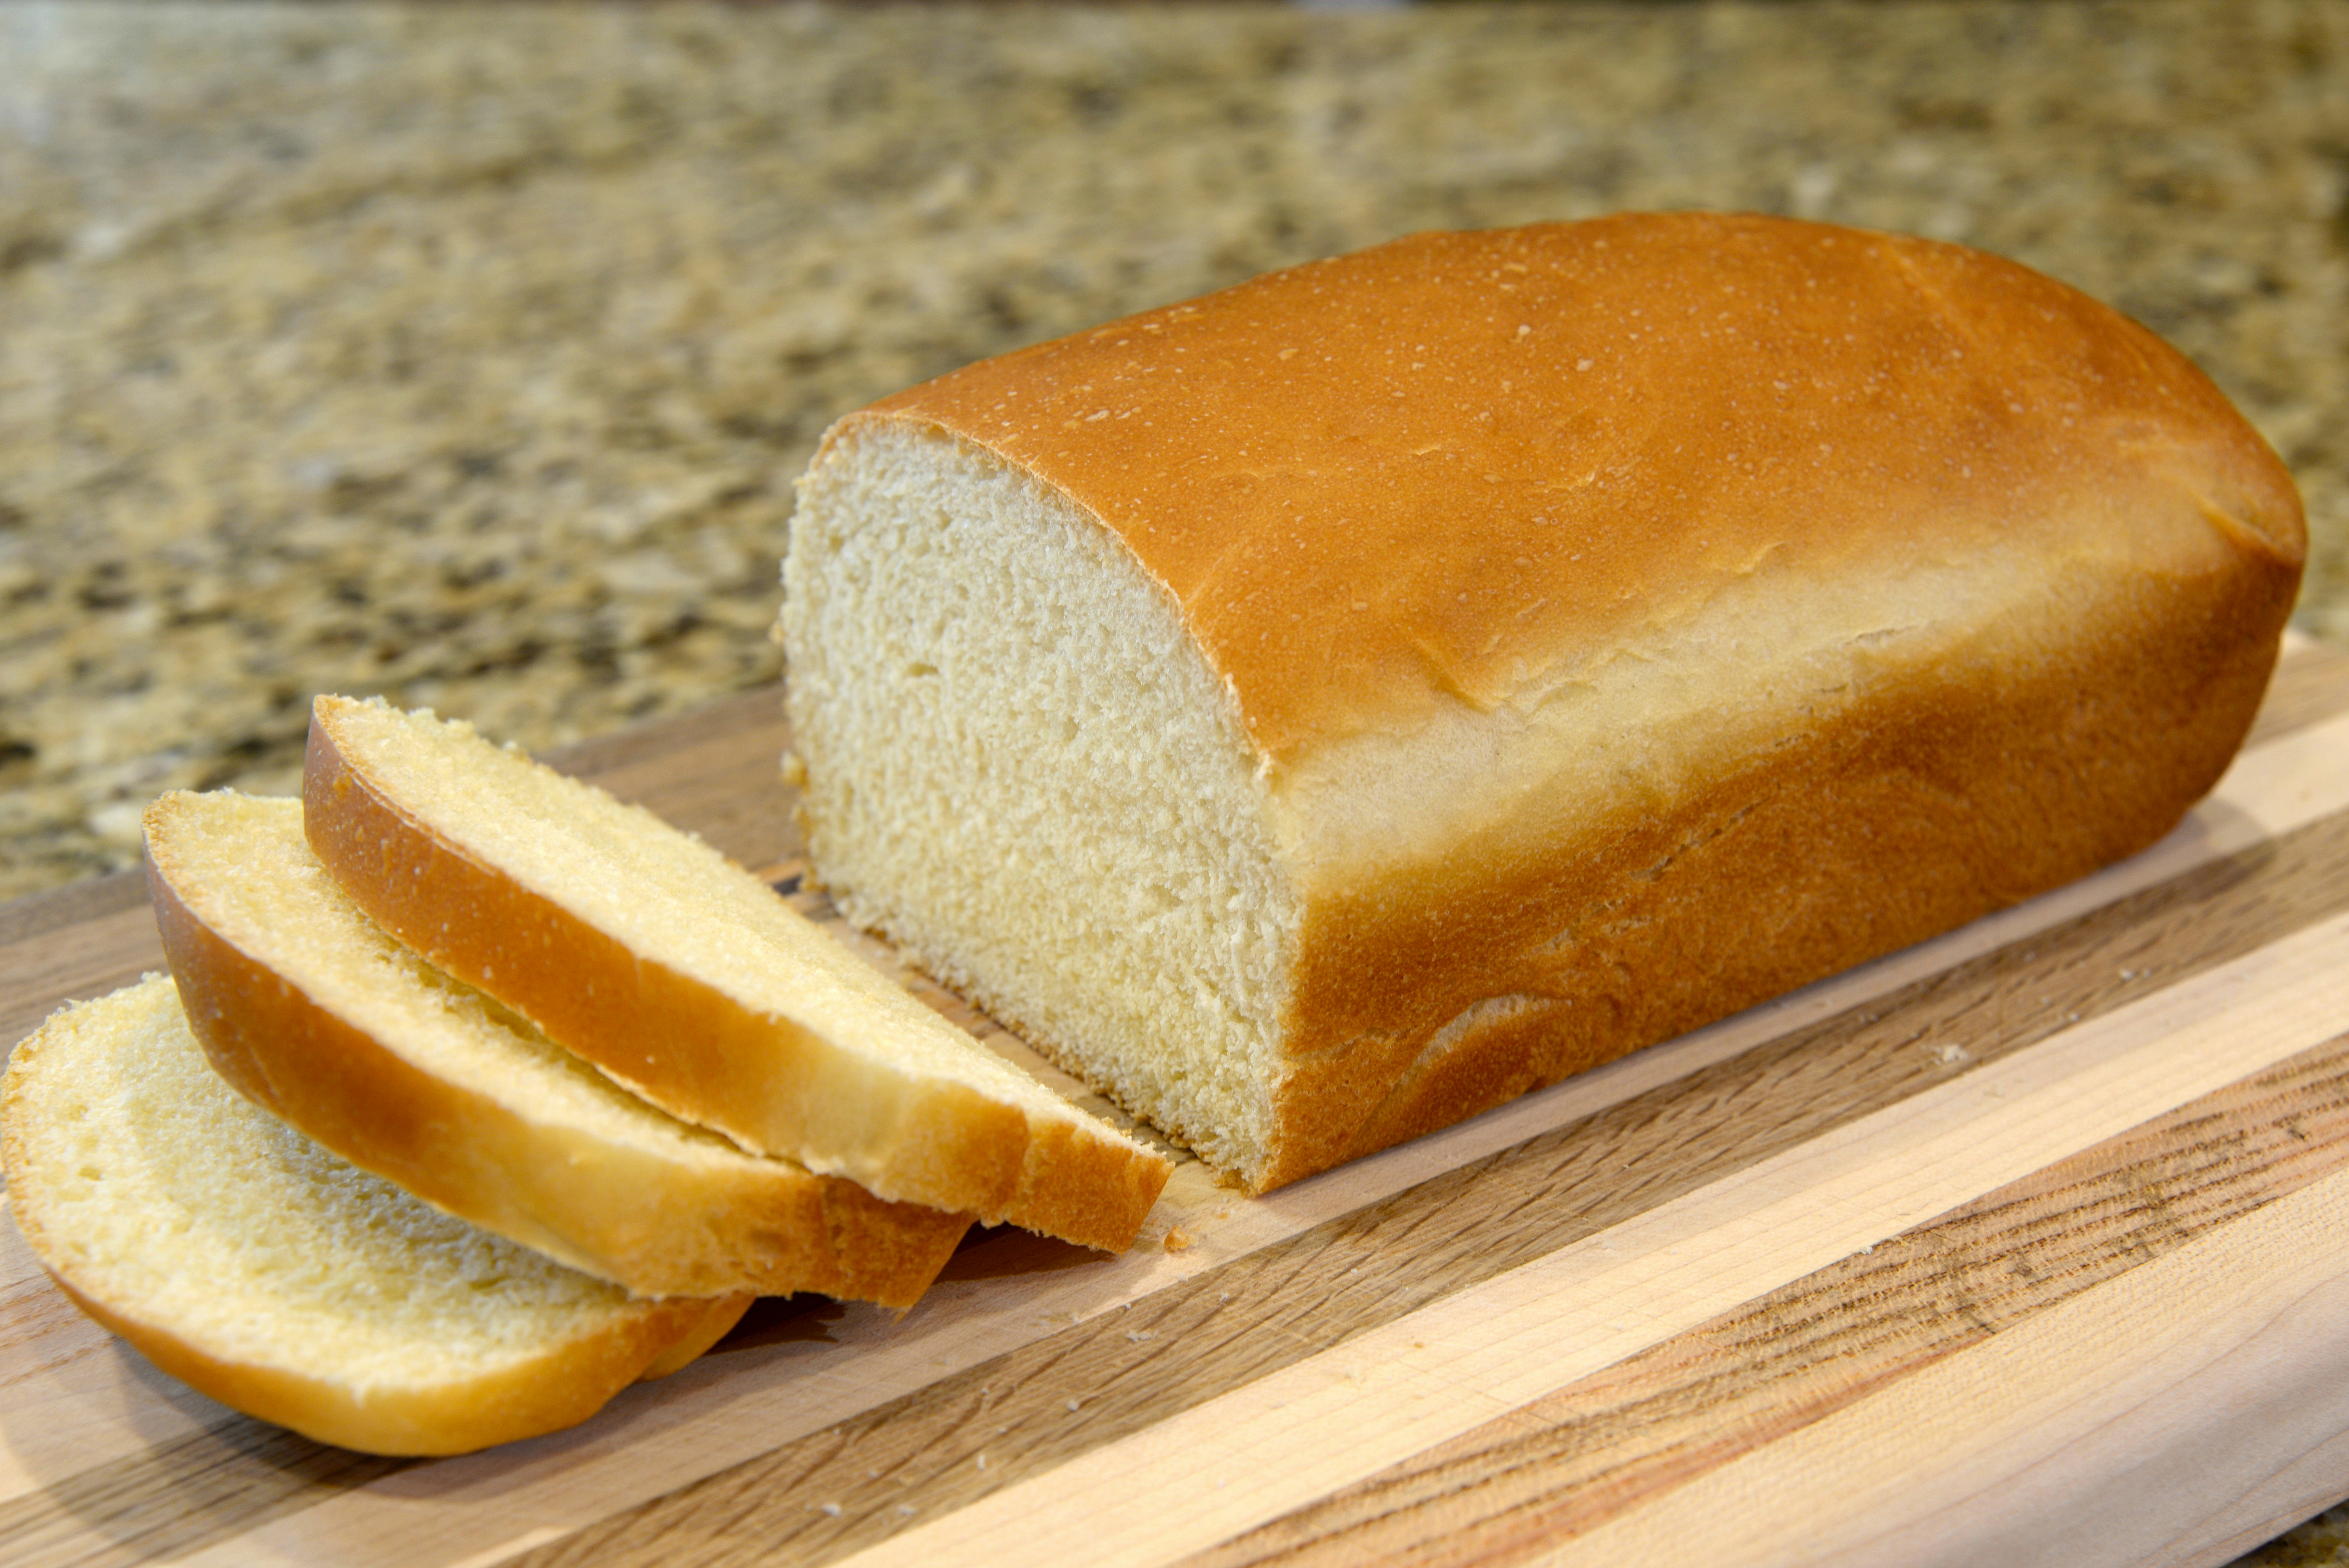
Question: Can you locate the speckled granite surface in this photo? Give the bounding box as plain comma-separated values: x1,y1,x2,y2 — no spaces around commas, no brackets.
4,0,2345,900
4,5,2347,1558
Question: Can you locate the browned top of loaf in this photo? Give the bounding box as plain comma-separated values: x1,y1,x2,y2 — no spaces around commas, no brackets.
845,212,2305,764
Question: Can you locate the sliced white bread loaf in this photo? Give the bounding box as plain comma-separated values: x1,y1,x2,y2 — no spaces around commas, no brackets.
146,789,970,1306
0,975,749,1457
781,212,2306,1191
302,694,1170,1253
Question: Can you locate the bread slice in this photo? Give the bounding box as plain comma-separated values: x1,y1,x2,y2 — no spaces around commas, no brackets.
1,975,750,1456
302,694,1170,1253
145,789,970,1305
780,212,2306,1191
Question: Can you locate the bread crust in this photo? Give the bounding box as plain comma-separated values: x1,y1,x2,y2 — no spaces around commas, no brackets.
1267,549,2294,1182
146,793,971,1306
811,213,2305,1190
852,213,2303,764
0,978,752,1458
42,1271,749,1458
303,698,1169,1251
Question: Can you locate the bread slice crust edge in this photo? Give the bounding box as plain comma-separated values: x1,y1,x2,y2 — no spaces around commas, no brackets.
145,791,972,1306
0,977,751,1458
302,698,1170,1251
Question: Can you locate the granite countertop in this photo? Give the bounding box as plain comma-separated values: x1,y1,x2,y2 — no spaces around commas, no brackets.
2,2,2346,1556
4,0,2346,904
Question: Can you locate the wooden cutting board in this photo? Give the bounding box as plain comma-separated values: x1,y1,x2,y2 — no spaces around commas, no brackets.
5,636,2349,1568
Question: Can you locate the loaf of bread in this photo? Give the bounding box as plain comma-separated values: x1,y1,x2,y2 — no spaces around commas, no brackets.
1,976,749,1456
146,789,970,1306
303,695,1171,1252
781,211,2306,1192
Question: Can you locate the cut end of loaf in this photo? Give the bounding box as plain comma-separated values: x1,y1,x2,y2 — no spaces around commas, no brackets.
786,420,1299,1187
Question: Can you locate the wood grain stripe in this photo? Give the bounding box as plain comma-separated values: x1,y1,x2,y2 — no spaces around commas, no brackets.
1543,1166,2349,1568
0,1413,407,1568
1185,1032,2349,1566
841,914,2349,1568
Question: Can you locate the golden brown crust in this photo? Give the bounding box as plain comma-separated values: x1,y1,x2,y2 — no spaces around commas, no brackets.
1265,551,2294,1184
850,213,2304,765
303,704,1168,1251
1007,1114,1176,1256
0,980,753,1458
822,213,2304,1191
46,1270,747,1457
144,799,971,1306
